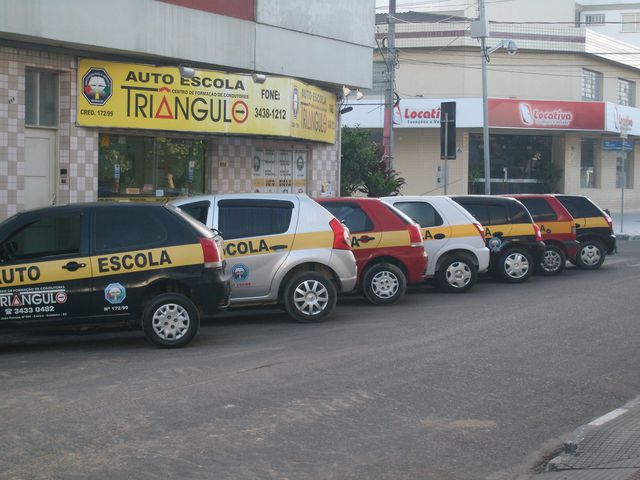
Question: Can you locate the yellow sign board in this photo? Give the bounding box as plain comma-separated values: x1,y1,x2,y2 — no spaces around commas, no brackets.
77,59,336,144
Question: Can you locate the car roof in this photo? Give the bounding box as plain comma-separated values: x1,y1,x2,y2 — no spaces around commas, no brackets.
450,195,521,205
173,193,309,204
316,197,382,204
12,201,167,217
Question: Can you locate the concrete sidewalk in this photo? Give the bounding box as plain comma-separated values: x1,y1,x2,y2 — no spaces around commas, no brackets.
610,212,640,239
535,396,640,479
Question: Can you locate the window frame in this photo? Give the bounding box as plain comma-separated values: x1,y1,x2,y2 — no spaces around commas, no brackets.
25,69,59,128
621,13,640,33
580,137,599,189
582,69,603,101
216,199,294,240
618,78,636,107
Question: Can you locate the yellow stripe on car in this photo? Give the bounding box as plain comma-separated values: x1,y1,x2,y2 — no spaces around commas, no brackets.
0,256,93,287
92,244,204,277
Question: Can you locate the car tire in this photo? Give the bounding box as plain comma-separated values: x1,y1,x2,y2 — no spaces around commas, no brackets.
142,293,200,348
496,247,533,283
576,240,606,270
283,271,337,323
537,244,566,276
436,254,477,293
362,262,407,305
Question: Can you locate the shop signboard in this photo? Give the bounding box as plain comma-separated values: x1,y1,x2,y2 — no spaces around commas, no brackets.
489,99,605,131
77,59,336,144
602,138,633,151
605,102,640,137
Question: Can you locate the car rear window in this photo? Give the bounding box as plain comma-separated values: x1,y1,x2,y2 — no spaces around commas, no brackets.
320,203,373,233
458,203,508,226
178,200,210,225
393,201,443,227
508,202,533,224
518,198,558,222
556,196,603,218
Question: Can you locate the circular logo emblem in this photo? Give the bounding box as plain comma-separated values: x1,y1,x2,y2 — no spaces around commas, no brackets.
231,100,249,123
55,292,68,304
488,237,502,252
82,68,113,106
230,264,249,282
296,155,305,171
105,283,126,304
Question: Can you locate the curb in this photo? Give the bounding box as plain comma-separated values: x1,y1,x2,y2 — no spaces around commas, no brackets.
546,396,640,472
616,234,640,241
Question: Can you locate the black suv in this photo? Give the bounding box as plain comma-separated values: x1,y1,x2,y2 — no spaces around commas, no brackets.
451,196,545,283
554,195,616,269
0,203,230,348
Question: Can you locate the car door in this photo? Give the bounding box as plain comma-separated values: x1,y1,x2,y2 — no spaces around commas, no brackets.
391,200,451,266
0,209,91,323
215,198,297,299
90,205,175,319
321,202,381,259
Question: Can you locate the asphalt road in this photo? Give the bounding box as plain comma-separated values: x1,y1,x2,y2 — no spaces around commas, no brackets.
2,243,640,480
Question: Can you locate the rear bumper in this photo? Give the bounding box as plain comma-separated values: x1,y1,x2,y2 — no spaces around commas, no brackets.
474,246,491,273
330,249,358,293
605,234,617,254
193,267,232,316
401,248,428,284
532,241,546,263
562,240,580,261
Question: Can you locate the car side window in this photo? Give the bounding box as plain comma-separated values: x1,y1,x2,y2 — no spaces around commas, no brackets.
0,213,82,261
218,200,293,240
94,207,168,252
556,196,601,218
178,201,210,225
459,203,489,225
393,202,443,227
487,205,509,225
507,203,531,224
321,203,373,233
519,198,557,222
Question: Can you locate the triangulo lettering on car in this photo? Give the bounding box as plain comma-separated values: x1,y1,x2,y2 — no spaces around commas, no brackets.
1,285,69,321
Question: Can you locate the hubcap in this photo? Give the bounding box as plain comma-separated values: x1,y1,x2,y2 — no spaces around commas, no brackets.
293,280,329,316
541,249,562,272
504,253,530,279
371,270,400,298
445,261,472,288
580,244,602,266
152,303,190,341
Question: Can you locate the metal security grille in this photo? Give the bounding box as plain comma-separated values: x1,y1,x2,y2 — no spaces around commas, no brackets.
584,14,605,25
618,78,636,106
582,69,602,101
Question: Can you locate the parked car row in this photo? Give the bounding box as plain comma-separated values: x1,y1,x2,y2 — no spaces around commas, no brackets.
0,193,615,348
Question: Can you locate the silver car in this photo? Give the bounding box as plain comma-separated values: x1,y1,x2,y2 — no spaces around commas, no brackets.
173,194,357,322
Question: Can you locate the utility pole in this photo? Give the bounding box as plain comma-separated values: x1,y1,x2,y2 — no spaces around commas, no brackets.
478,0,491,195
383,0,396,169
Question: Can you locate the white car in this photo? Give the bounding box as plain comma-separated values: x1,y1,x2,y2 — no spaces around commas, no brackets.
381,196,490,292
172,194,357,322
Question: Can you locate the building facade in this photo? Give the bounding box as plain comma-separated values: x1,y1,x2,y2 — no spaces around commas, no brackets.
0,0,374,219
346,11,640,211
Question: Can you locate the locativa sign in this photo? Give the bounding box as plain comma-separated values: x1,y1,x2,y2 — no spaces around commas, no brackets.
77,59,336,143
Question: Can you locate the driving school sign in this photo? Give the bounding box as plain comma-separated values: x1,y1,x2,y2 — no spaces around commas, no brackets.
77,59,336,144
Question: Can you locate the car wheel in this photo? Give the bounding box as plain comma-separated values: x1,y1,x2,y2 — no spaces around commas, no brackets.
362,262,407,305
436,254,477,293
496,248,533,283
283,271,337,323
142,293,200,348
576,240,605,270
537,244,566,276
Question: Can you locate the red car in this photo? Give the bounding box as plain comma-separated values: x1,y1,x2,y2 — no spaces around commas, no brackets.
317,197,427,305
508,194,580,275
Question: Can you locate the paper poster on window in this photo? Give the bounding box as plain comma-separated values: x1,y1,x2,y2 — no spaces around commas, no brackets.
263,151,277,192
251,152,263,191
294,151,307,193
278,151,293,193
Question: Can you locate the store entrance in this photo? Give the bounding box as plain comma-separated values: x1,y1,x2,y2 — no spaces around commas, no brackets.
468,134,556,194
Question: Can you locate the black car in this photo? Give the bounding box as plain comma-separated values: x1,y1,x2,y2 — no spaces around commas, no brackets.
554,195,616,270
0,203,230,348
451,196,546,283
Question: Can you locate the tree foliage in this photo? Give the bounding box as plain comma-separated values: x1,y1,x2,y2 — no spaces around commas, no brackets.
340,127,406,197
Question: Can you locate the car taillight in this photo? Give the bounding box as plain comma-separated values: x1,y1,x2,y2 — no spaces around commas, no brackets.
407,223,423,247
330,218,351,250
199,237,222,268
533,223,542,242
571,222,577,236
604,213,613,230
473,222,485,240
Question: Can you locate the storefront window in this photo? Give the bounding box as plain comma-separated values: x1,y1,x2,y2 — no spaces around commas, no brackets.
580,138,598,189
98,134,206,200
469,134,553,194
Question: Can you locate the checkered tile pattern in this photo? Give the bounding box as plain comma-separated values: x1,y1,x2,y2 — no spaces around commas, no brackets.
0,45,340,220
